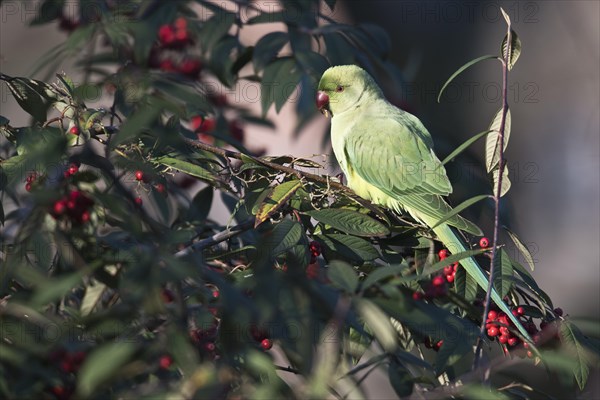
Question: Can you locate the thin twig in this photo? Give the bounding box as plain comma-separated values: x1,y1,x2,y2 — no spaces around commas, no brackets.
474,19,512,370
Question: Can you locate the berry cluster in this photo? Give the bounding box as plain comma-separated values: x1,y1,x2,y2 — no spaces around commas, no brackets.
50,190,94,224
486,309,523,347
63,162,79,179
25,172,38,192
190,322,219,358
45,348,87,399
438,248,459,283
151,18,203,78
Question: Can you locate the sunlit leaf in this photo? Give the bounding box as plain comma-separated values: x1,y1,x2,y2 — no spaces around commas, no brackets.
486,108,511,172
77,342,137,397
501,29,522,70
255,180,302,227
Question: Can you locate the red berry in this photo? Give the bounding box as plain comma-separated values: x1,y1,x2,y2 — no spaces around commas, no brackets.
212,290,219,299
527,350,533,358
134,197,143,206
159,355,172,369
438,249,448,259
160,59,176,72
554,307,563,316
507,337,518,346
204,342,216,352
512,309,519,317
432,275,445,287
161,289,174,303
487,310,498,321
487,326,499,337
452,262,459,272
155,183,166,194
26,173,36,183
174,17,187,30
80,211,90,223
446,274,454,283
68,164,79,176
434,340,443,351
499,326,509,336
260,338,272,350
443,265,453,275
69,126,79,135
517,306,525,316
412,291,423,300
158,24,175,45
498,334,509,344
135,170,144,181
25,182,32,191
479,237,490,248
179,59,202,77
52,200,67,216
51,385,65,397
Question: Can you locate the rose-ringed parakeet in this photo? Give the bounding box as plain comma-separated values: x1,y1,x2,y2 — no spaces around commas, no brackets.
316,65,530,340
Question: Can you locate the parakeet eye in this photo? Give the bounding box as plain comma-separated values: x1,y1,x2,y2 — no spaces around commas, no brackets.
335,85,344,92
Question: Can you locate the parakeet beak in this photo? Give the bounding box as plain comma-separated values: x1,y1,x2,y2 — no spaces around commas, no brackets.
316,90,331,117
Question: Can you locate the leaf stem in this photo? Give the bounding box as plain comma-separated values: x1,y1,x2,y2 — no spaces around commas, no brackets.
474,21,512,371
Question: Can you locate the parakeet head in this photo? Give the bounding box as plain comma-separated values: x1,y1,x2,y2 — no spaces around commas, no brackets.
316,65,383,117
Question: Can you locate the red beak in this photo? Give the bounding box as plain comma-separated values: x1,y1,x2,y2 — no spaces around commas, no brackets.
316,90,330,114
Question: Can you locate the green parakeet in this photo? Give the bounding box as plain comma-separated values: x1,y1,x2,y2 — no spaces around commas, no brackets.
317,65,530,340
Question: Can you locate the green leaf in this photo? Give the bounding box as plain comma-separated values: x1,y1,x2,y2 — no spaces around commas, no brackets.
492,165,511,197
187,186,214,222
437,55,499,103
501,29,522,70
156,156,216,184
80,280,106,316
504,226,536,271
388,361,414,397
306,208,389,237
559,321,591,390
442,130,493,165
268,219,305,257
355,298,397,352
1,76,50,122
493,249,514,298
422,248,488,276
429,195,491,231
77,342,137,397
247,11,285,25
200,11,236,52
317,233,379,262
361,264,406,290
260,57,302,116
253,31,289,72
454,265,478,302
327,260,359,293
255,180,302,227
461,385,511,400
486,108,511,172
110,105,161,147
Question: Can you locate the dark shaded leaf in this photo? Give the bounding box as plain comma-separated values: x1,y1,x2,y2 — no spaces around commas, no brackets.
355,298,397,351
437,55,499,103
327,260,358,293
317,233,379,262
442,130,493,165
559,321,591,390
306,208,389,237
493,249,514,298
77,342,137,397
260,57,302,116
504,226,536,271
253,31,289,72
187,186,214,222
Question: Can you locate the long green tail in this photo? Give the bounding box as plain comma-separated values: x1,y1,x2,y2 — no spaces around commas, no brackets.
430,221,532,341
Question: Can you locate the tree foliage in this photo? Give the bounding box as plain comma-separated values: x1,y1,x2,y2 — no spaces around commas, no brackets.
0,1,598,399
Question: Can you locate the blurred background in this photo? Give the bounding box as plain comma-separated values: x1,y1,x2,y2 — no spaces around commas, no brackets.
1,0,598,319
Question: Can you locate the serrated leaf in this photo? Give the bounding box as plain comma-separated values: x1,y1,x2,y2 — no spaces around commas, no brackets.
504,226,536,271
438,55,499,103
317,233,379,262
327,260,359,293
493,249,514,298
253,31,289,72
77,341,137,397
306,208,389,237
255,180,302,227
492,165,511,197
501,30,521,70
559,321,591,390
486,108,511,172
429,195,491,231
454,266,478,302
442,130,493,165
355,299,397,352
260,57,302,116
156,156,216,184
267,219,304,256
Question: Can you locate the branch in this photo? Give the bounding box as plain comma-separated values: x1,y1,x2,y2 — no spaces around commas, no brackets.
474,17,512,371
